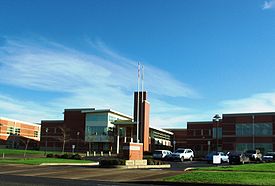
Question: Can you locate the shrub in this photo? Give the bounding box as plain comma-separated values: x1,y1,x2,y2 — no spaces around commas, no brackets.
99,159,125,167
46,153,54,158
54,154,62,158
60,154,69,159
147,159,165,165
72,154,82,160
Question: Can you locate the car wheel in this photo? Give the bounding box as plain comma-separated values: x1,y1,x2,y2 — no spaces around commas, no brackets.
181,157,184,162
190,156,193,161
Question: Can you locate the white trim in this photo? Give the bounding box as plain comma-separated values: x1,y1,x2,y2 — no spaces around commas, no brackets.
82,109,132,119
0,117,40,127
150,126,174,135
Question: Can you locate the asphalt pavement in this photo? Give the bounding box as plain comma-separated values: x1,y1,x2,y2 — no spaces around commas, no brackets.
0,161,216,186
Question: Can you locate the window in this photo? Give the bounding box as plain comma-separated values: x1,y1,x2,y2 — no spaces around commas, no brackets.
87,114,107,122
236,123,272,136
119,128,125,136
86,126,108,136
103,143,109,151
34,131,39,137
213,127,222,139
109,115,118,122
7,127,14,134
15,128,20,135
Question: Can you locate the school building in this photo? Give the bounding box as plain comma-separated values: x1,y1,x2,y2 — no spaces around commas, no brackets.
168,112,275,157
40,92,173,153
0,117,41,149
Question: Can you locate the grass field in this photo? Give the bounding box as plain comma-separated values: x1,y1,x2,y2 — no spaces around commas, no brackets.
196,163,275,172
164,163,275,185
0,148,62,155
0,158,92,165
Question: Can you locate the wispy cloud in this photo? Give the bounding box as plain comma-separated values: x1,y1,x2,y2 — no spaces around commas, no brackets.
0,37,197,127
0,94,60,122
219,92,275,114
263,0,275,10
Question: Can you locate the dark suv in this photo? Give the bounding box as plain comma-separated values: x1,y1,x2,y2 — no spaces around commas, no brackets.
244,150,262,161
228,151,257,164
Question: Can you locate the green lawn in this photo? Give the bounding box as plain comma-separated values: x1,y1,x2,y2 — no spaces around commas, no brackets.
196,163,275,172
164,171,275,185
164,163,275,185
0,148,62,155
0,158,92,165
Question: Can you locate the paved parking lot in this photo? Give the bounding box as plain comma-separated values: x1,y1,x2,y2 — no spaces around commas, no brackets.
0,161,215,185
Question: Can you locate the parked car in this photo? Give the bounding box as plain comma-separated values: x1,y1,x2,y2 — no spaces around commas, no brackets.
262,152,275,162
228,152,247,164
169,148,194,162
205,151,229,163
152,150,172,160
244,150,262,161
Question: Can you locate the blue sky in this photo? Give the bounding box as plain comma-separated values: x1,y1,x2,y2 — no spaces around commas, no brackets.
1,0,275,128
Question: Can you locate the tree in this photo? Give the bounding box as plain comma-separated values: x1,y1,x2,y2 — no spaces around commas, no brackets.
56,126,71,153
19,137,30,159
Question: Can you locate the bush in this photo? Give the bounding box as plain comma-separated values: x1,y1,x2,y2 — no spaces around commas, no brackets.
99,159,125,167
61,154,69,159
72,154,82,160
147,159,165,165
47,153,83,160
46,153,54,158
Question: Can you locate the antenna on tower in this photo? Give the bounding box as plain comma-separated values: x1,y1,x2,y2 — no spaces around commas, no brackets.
136,62,140,143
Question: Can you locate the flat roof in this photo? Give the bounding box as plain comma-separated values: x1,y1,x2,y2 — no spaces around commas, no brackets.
150,126,174,135
187,121,213,124
112,119,136,125
164,128,187,131
0,117,41,127
64,108,95,112
223,112,275,117
82,109,132,119
41,120,64,123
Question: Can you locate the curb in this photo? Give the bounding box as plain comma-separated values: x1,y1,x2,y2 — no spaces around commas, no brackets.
39,162,99,166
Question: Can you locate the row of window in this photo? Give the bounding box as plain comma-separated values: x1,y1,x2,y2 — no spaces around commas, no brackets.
6,126,39,137
86,114,125,123
236,123,272,136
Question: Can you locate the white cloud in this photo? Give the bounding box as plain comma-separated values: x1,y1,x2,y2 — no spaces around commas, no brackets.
0,38,197,126
0,94,61,123
219,92,275,114
263,0,275,10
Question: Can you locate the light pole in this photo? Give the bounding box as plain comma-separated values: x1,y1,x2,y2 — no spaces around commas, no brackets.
252,115,255,150
76,131,80,153
213,114,221,151
45,128,48,155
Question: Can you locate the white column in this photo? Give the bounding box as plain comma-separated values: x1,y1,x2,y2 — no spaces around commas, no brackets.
116,126,120,154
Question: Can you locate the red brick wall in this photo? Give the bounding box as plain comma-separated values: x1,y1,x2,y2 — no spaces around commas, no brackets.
123,143,143,160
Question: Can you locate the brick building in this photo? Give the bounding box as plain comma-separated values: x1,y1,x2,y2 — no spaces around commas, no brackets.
40,92,173,153
169,112,275,157
0,117,41,149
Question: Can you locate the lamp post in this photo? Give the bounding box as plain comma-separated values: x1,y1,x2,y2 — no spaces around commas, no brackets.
45,128,48,155
213,114,221,151
76,131,80,153
252,115,255,150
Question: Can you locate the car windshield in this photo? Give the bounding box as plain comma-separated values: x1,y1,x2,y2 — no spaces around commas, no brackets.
175,150,185,153
154,151,162,154
153,151,162,154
